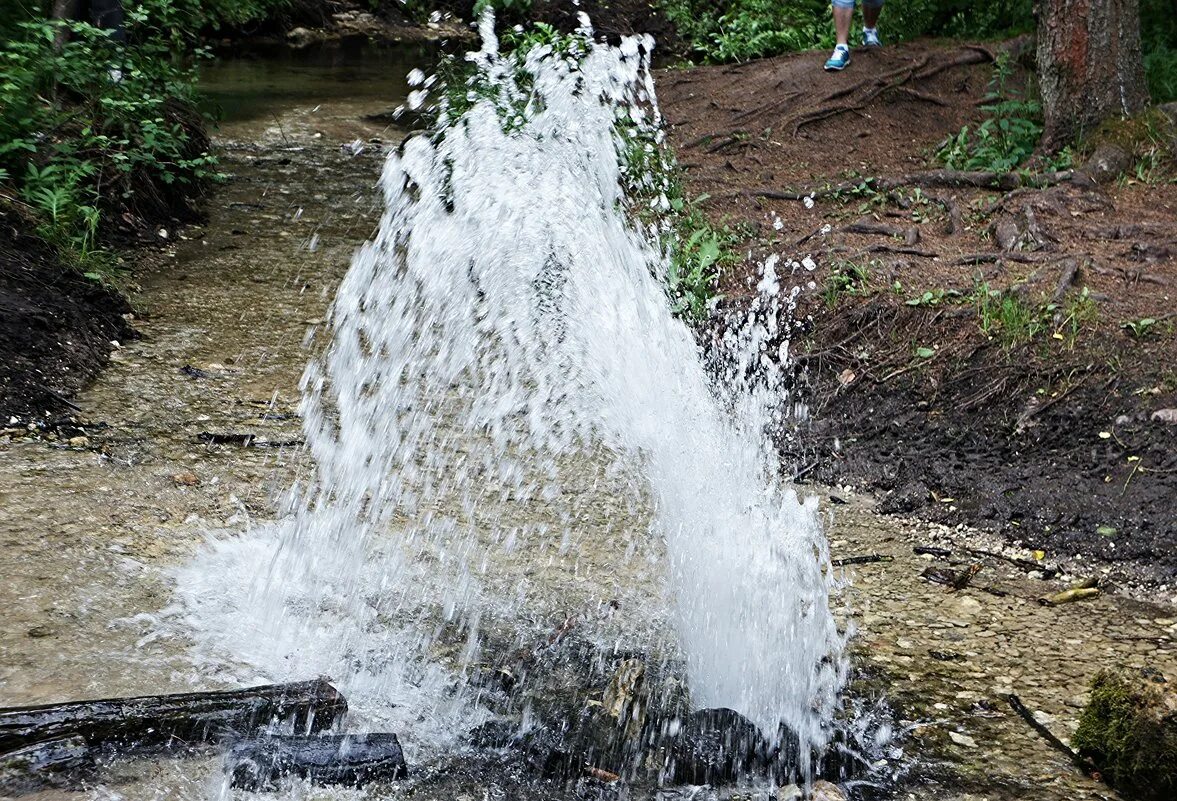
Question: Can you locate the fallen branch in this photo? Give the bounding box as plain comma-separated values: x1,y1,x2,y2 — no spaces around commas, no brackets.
198,432,303,448
0,680,347,754
913,546,952,558
921,563,981,590
757,170,1071,203
583,764,621,783
1006,694,1100,779
0,736,94,797
1050,258,1081,304
227,733,407,791
842,221,921,246
953,251,1054,265
831,554,894,567
967,548,1057,578
865,243,938,258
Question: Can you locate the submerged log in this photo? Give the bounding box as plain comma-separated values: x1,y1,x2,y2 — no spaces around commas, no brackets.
0,679,347,754
0,736,95,797
227,733,407,790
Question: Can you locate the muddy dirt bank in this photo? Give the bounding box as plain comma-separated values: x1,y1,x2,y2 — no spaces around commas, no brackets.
659,40,1177,583
0,205,134,421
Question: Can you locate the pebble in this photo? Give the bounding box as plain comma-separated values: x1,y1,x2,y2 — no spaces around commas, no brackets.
949,731,978,748
172,472,200,487
810,780,847,801
27,626,52,638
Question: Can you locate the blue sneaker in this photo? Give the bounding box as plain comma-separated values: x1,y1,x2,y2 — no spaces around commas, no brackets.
824,44,851,71
863,27,882,47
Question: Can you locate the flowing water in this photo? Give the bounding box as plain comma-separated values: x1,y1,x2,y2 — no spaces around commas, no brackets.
175,16,845,780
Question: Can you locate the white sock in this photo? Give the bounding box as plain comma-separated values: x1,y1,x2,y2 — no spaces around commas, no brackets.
864,27,877,35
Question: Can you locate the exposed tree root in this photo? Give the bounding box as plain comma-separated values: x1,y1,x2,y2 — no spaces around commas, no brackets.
756,169,1073,203
953,251,1056,265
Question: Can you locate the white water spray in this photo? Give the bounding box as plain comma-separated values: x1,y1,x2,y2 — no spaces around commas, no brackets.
176,16,845,766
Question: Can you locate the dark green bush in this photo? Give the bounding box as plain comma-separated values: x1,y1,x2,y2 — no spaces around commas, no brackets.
1141,1,1177,103
661,0,1034,63
0,3,220,276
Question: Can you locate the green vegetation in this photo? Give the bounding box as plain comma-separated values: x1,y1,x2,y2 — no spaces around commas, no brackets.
936,55,1043,173
1122,317,1160,339
432,20,740,322
1141,4,1177,103
974,282,1095,348
821,259,872,306
0,2,230,283
662,0,832,63
664,192,743,320
661,0,1034,64
1073,670,1177,801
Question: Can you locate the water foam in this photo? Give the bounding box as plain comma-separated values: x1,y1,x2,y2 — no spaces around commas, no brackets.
175,15,845,764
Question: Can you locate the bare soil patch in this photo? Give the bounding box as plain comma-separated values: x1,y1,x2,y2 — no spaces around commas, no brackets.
0,203,134,421
659,40,1177,581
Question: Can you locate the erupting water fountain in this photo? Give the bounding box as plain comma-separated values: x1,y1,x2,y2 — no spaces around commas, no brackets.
176,12,850,792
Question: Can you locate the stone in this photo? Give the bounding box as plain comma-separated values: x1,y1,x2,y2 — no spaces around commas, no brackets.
26,625,52,638
663,708,770,785
776,783,803,801
810,779,847,801
948,731,977,748
67,436,88,448
1078,144,1133,185
1152,408,1177,424
954,596,982,616
172,472,200,487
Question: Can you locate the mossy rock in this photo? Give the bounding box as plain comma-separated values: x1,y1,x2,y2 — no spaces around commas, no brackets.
1073,668,1177,801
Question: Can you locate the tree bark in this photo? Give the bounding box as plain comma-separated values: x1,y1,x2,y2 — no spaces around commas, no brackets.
0,680,347,753
0,737,95,797
227,734,408,790
1036,0,1150,149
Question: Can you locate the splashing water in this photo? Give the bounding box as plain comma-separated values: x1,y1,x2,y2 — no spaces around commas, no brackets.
175,15,845,769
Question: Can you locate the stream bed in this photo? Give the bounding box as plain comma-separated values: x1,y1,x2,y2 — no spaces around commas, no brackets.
1,43,1174,801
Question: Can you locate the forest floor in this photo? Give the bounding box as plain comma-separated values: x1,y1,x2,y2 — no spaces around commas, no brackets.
659,39,1177,586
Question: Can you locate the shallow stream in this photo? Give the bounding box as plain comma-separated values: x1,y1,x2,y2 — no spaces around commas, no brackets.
1,41,1174,801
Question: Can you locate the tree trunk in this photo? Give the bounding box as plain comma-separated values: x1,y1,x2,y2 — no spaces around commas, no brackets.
1036,0,1150,149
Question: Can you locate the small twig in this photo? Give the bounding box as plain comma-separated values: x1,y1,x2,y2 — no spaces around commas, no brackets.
865,244,938,258
953,251,1054,265
583,765,620,783
1005,694,1101,780
913,546,952,558
967,548,1057,578
831,554,894,567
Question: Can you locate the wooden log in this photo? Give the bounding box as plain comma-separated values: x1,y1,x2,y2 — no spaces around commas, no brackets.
227,734,407,790
0,680,347,753
0,736,95,797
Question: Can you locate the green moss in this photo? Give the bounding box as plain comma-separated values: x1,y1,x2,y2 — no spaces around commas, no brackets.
1072,669,1177,801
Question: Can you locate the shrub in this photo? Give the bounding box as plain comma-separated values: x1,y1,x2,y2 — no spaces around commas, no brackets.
0,4,220,275
937,55,1042,172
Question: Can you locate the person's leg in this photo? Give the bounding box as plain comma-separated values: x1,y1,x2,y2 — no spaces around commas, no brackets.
862,0,884,46
863,0,883,30
833,0,854,46
826,0,855,70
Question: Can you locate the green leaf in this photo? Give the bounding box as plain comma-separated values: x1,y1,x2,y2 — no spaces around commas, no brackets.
915,347,936,359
